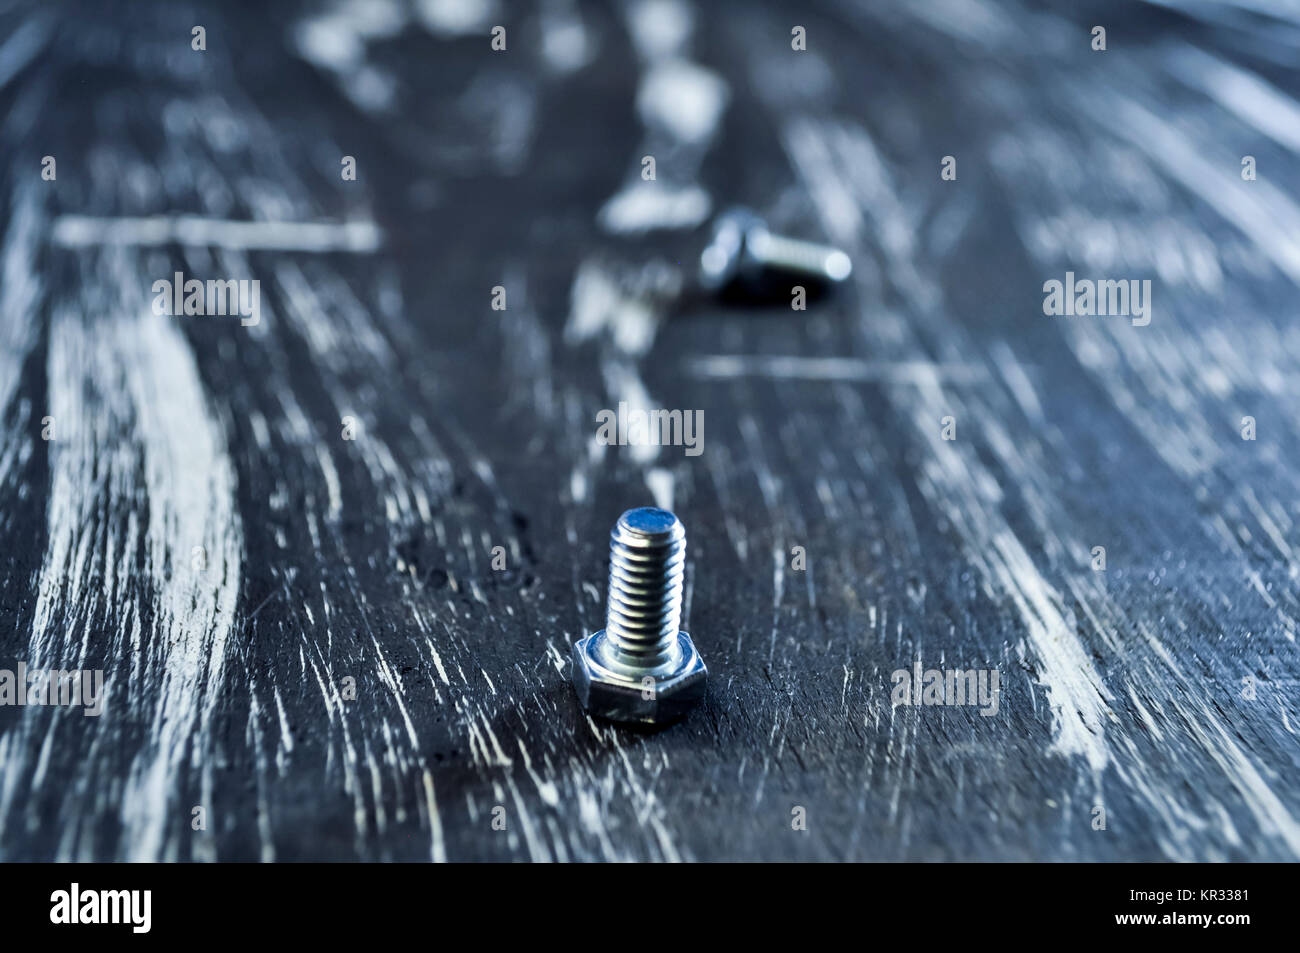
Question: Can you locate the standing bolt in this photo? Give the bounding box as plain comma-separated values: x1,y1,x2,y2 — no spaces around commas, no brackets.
698,206,852,296
571,507,707,726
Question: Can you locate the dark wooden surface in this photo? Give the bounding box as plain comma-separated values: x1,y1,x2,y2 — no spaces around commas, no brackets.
1,0,1298,861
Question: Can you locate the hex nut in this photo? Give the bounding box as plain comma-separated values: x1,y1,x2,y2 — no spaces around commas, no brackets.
571,630,707,725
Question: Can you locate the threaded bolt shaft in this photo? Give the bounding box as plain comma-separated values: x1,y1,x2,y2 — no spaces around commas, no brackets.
599,507,685,675
748,230,853,282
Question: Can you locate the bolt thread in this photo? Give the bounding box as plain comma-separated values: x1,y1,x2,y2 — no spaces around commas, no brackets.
603,508,685,672
752,233,846,279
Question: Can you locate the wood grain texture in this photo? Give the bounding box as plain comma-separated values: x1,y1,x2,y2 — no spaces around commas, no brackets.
0,0,1297,861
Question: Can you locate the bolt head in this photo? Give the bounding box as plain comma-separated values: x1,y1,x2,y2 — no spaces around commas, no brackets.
571,630,707,726
699,207,768,292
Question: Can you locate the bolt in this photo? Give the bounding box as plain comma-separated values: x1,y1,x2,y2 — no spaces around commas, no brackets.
698,206,852,295
571,507,707,726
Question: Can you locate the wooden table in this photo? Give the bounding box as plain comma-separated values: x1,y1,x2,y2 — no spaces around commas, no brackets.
0,0,1297,861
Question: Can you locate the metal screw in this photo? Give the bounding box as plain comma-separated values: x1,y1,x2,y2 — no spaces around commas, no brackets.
571,507,707,726
698,206,852,295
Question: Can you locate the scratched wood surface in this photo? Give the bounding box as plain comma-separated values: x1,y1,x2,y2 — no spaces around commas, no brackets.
1,0,1298,862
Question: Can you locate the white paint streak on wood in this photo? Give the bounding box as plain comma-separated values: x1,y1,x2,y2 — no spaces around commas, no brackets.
1075,86,1300,285
51,215,382,253
563,260,660,355
685,355,988,382
0,15,50,91
598,181,711,233
782,117,1118,775
422,769,447,862
415,0,497,37
17,247,243,861
645,468,674,511
1167,43,1300,155
0,194,42,487
636,59,728,146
